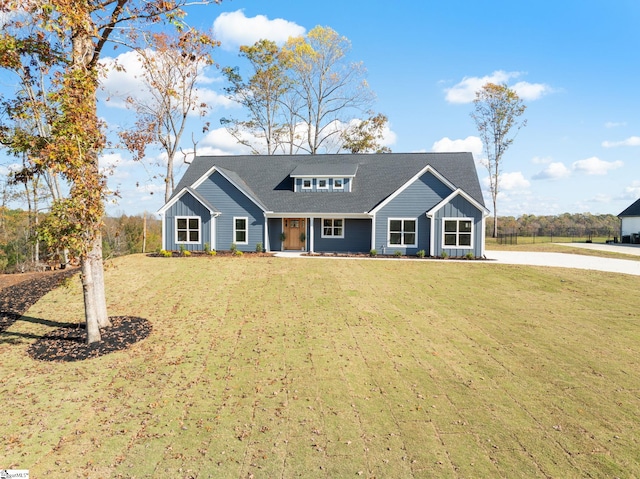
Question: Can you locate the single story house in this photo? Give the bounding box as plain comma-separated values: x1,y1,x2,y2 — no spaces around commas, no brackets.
159,152,489,257
618,198,640,243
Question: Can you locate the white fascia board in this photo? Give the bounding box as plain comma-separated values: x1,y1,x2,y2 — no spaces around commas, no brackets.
290,173,357,178
426,188,490,218
369,165,458,215
157,187,218,215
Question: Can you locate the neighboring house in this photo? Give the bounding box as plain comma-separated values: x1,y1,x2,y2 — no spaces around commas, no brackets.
618,198,640,243
158,153,489,257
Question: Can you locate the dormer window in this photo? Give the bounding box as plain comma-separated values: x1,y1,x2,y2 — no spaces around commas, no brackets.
317,178,328,189
290,163,358,193
302,179,312,189
334,178,343,189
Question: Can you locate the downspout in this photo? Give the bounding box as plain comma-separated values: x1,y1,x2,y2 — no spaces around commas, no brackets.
264,213,270,252
309,217,314,253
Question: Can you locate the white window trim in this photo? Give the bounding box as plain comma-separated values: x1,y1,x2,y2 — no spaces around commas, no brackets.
317,178,329,189
333,178,344,190
302,178,312,190
387,218,417,247
175,216,201,244
233,216,249,245
442,217,474,249
321,218,345,239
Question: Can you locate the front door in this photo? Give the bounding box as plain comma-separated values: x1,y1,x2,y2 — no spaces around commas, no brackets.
283,218,306,250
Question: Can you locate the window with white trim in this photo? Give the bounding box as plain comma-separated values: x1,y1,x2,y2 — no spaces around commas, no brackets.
302,179,312,189
388,218,417,246
176,217,200,243
234,217,248,244
317,178,328,189
322,218,344,238
333,178,344,189
443,218,473,248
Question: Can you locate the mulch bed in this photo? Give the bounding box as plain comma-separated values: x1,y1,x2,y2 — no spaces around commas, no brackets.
27,316,152,362
0,268,152,362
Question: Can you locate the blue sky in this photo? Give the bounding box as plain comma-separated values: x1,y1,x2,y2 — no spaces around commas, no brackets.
3,0,640,218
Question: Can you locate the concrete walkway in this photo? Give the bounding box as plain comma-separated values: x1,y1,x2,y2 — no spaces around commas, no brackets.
274,245,640,276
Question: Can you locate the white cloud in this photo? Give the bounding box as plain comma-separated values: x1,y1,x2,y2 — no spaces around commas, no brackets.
482,171,530,192
200,127,254,155
622,181,640,200
572,156,623,175
99,51,230,112
213,10,305,51
604,121,627,129
601,136,640,148
444,70,552,104
532,162,571,180
431,136,483,158
500,171,531,191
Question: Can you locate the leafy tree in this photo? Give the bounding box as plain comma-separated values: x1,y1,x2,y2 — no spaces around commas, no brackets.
340,112,391,154
221,39,291,155
119,30,218,202
471,83,527,237
282,26,374,154
0,0,221,344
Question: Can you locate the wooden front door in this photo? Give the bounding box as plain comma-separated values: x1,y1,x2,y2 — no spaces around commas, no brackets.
283,218,306,250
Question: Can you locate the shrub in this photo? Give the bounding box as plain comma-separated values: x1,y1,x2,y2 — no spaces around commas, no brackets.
208,249,217,256
369,249,377,257
441,251,449,259
230,242,237,253
159,249,172,258
183,250,191,257
394,250,402,257
255,242,264,253
203,242,210,253
416,250,426,258
234,250,244,256
465,252,474,260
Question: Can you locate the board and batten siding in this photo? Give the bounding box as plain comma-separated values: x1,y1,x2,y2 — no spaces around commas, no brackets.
374,171,452,255
164,192,212,251
195,171,265,252
432,194,484,257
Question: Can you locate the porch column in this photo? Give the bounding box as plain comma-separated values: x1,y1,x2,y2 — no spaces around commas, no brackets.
264,214,270,252
309,217,315,253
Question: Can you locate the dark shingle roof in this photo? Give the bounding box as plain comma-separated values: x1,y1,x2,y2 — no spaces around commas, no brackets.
619,198,640,217
290,163,359,177
172,152,485,214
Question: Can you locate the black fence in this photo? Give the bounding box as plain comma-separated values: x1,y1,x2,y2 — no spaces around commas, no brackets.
497,233,518,245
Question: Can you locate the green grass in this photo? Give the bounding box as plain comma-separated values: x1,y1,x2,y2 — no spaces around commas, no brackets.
486,237,640,261
2,255,640,478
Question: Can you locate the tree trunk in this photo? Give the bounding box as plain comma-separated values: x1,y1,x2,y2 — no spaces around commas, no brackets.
81,250,101,344
91,233,110,328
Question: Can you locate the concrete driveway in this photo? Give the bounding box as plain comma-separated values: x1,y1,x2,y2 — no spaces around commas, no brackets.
486,244,640,276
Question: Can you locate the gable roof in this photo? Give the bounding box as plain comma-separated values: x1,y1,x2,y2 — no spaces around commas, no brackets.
158,186,219,215
171,152,485,214
619,198,640,217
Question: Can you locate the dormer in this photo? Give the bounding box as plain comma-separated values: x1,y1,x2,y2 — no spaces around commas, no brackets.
290,163,358,192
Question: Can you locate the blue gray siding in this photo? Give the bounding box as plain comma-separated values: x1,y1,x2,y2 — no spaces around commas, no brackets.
374,171,452,255
312,218,371,252
433,194,484,257
195,171,265,252
164,192,212,251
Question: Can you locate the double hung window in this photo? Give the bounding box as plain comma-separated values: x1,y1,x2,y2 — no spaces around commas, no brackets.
322,218,344,238
444,219,473,247
234,217,248,244
176,217,200,243
389,219,416,246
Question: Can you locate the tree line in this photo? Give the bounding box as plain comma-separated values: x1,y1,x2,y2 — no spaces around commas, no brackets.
493,213,620,239
0,208,161,273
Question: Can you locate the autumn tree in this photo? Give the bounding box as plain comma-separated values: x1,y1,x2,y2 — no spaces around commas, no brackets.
221,39,291,155
471,83,526,237
282,26,374,154
340,112,391,154
119,30,217,202
222,26,376,155
0,0,221,344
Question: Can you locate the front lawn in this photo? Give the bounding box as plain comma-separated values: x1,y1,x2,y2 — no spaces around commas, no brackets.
1,255,639,478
